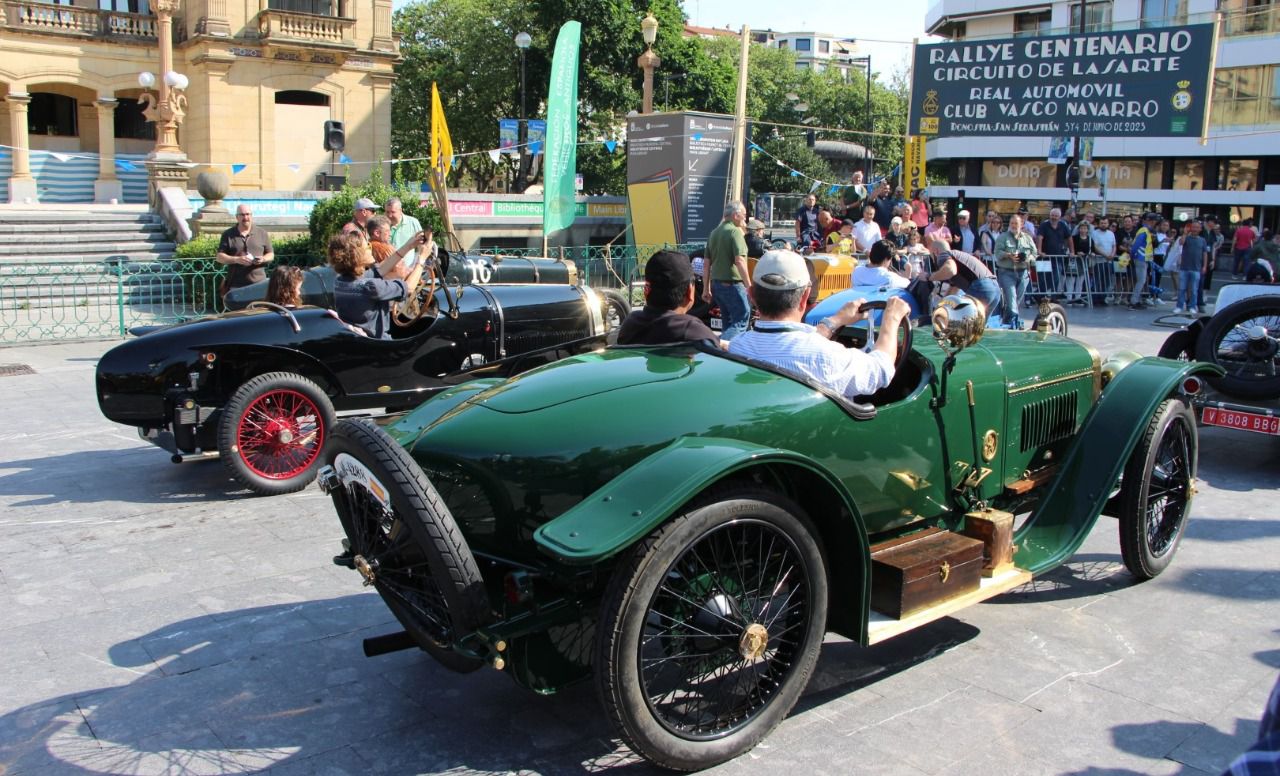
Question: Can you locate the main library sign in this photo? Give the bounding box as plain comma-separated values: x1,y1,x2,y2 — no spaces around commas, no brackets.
908,24,1214,138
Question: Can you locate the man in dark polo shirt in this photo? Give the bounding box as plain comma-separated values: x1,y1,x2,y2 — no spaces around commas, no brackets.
216,204,274,292
618,250,718,346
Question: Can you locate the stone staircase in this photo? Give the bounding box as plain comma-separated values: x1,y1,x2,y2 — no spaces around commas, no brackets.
0,206,187,320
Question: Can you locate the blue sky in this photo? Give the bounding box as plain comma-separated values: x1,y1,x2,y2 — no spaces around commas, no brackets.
387,0,937,82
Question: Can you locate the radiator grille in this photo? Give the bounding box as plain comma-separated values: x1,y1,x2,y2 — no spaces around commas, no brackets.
1020,391,1078,452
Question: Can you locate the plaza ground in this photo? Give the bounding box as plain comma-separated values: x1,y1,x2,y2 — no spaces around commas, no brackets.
0,304,1277,775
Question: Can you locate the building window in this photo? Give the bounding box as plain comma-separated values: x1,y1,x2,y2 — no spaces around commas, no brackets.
1069,1,1113,32
1014,11,1051,37
1140,0,1187,27
1212,65,1269,126
28,93,78,137
267,0,334,15
99,0,151,13
275,90,329,106
1221,0,1280,36
795,38,812,52
1172,159,1205,190
818,39,830,53
113,97,154,140
1219,159,1260,191
795,61,808,70
777,39,788,49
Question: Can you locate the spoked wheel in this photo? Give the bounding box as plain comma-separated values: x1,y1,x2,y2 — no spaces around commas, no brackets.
1157,329,1197,361
1117,399,1197,580
218,372,335,495
1033,302,1069,336
1194,297,1280,400
325,419,488,672
602,289,630,333
595,487,827,771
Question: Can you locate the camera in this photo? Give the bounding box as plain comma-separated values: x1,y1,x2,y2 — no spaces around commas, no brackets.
1017,251,1027,260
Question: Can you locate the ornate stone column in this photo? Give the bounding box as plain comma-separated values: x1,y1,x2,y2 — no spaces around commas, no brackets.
94,97,124,203
143,0,192,207
6,93,38,204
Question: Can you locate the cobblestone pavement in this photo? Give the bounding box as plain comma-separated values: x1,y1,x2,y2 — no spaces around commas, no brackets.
0,304,1277,776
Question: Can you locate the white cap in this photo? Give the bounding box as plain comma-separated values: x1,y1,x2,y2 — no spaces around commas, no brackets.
958,209,970,218
891,216,903,225
752,250,810,291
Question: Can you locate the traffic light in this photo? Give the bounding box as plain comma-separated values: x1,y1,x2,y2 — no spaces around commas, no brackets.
957,188,966,212
805,130,816,148
1066,164,1080,193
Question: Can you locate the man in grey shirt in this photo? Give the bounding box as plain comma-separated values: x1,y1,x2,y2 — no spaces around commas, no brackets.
1175,222,1207,315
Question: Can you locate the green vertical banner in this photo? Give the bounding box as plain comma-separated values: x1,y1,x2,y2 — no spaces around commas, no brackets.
543,20,581,238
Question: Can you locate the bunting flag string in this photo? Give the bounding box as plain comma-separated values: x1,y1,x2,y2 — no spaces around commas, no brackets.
0,125,907,190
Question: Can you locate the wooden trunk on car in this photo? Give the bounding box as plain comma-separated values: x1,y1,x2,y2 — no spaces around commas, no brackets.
870,527,985,619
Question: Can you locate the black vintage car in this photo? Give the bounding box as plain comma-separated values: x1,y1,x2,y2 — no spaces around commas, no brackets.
224,250,631,327
96,276,614,496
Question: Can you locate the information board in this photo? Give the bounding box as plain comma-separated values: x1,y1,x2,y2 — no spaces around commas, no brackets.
908,24,1215,138
626,111,740,245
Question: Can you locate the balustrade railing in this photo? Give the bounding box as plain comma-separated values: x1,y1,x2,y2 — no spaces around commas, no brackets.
3,2,156,39
257,8,353,45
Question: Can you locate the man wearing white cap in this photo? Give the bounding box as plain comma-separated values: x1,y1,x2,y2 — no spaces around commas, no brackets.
954,209,976,253
729,249,910,399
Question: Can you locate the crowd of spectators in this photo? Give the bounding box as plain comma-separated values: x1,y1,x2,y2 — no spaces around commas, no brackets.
792,184,1278,316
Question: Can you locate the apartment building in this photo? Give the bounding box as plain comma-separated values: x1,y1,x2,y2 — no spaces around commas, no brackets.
923,0,1280,228
770,32,865,78
0,0,398,203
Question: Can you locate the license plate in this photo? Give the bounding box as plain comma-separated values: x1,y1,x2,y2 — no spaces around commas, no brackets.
1202,406,1280,435
710,317,722,331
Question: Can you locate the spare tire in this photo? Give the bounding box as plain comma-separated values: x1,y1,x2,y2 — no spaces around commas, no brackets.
1194,296,1280,400
325,419,489,672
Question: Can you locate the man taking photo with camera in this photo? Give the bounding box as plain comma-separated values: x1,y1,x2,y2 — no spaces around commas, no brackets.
994,213,1038,329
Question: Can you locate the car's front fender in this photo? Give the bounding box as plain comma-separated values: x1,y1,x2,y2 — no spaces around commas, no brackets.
1014,357,1223,574
533,436,861,566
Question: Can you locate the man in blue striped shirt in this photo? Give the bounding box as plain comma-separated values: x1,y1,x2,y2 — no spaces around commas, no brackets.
729,250,910,399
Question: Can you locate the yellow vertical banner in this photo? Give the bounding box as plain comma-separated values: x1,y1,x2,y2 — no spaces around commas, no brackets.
430,82,453,179
906,136,927,192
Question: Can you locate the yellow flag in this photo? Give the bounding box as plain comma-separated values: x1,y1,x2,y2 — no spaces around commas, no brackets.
431,82,453,179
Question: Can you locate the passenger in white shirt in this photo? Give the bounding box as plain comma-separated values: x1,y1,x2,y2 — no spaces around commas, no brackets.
729,250,911,399
852,206,883,254
852,240,911,289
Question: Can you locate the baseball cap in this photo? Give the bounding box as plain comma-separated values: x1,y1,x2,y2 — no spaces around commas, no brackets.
353,197,381,211
1017,206,1029,214
891,216,903,225
644,250,694,290
958,209,970,218
753,249,810,291
1143,211,1159,221
746,217,765,230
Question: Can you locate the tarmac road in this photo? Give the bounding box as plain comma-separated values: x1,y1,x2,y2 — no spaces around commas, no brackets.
0,304,1277,776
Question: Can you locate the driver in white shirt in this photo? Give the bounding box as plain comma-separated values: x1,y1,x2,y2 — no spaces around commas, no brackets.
853,206,883,255
729,250,911,399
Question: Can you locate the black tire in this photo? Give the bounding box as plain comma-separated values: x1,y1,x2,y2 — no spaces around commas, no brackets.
1158,329,1197,361
218,371,336,496
1117,399,1197,580
1033,302,1069,336
1194,296,1280,400
602,289,630,332
594,486,828,771
325,419,488,672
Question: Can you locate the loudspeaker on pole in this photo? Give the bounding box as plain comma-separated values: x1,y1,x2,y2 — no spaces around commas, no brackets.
323,120,346,152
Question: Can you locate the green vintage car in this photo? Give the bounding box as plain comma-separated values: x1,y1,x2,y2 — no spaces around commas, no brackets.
316,298,1217,771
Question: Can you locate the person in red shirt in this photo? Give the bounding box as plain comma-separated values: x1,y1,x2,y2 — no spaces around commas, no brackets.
909,190,930,229
1232,218,1258,279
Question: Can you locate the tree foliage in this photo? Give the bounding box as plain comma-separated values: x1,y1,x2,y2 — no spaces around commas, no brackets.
306,167,441,255
751,135,837,196
391,0,910,197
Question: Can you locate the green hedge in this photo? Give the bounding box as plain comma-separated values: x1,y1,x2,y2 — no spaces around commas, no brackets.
307,168,442,256
175,233,317,264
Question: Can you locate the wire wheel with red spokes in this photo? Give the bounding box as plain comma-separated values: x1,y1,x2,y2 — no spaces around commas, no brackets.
218,372,336,496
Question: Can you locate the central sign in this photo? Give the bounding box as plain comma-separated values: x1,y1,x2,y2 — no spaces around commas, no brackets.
908,23,1215,138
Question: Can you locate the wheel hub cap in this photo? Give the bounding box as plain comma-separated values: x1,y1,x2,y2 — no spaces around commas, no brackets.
354,554,376,586
738,622,769,660
276,427,295,444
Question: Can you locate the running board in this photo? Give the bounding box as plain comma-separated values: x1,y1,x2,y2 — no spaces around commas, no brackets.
866,566,1033,645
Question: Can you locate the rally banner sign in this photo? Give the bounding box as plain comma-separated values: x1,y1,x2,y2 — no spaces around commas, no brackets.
908,23,1215,138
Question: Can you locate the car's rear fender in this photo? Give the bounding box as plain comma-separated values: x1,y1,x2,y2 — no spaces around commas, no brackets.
202,344,343,403
533,436,873,642
1013,357,1223,574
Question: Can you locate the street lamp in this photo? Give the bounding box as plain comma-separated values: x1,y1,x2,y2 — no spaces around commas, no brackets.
515,31,531,193
137,68,187,155
637,12,660,114
846,53,873,178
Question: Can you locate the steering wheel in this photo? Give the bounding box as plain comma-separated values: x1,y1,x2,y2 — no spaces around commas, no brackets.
849,299,913,377
392,259,439,327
